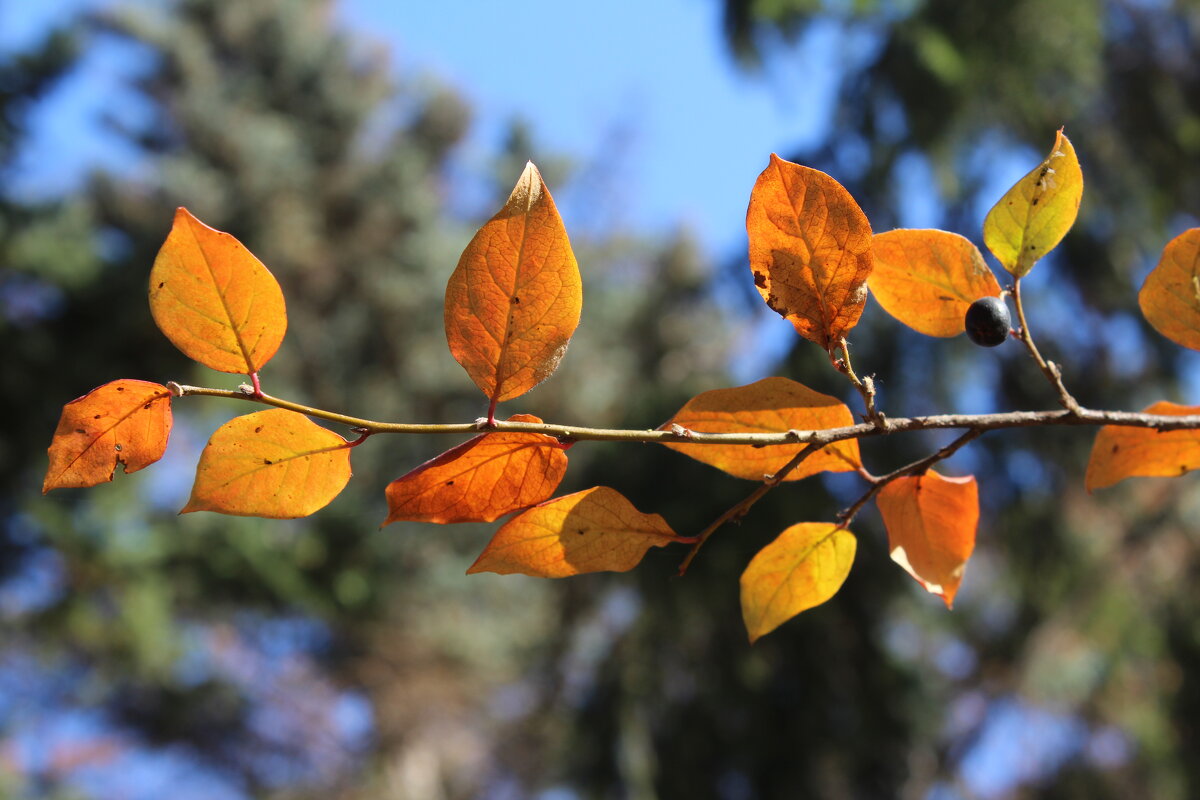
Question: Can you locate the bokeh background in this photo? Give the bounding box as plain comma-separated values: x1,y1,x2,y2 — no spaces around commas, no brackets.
3,0,1200,797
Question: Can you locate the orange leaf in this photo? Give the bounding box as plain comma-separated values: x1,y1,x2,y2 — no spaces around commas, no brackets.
149,208,287,374
661,377,860,480
740,522,856,643
382,414,568,525
1138,228,1200,351
466,486,683,578
746,153,873,351
875,470,978,608
445,162,582,408
868,229,1001,337
1085,402,1200,491
182,408,352,518
43,380,173,492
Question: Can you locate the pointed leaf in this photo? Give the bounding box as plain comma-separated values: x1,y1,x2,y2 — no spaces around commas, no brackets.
382,414,568,525
467,486,684,578
876,470,978,608
1085,402,1200,491
149,208,287,374
43,380,173,492
740,522,856,643
869,229,1002,337
746,153,873,351
983,129,1083,277
1138,228,1200,351
445,162,582,406
661,377,860,480
183,409,351,518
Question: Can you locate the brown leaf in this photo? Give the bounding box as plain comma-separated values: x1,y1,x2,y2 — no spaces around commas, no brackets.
1085,402,1200,491
1138,228,1200,351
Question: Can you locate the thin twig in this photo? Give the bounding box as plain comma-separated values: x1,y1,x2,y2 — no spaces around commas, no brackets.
834,338,884,427
1011,279,1083,415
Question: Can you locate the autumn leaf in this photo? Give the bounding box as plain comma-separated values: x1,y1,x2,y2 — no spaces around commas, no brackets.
382,414,568,525
1138,228,1200,351
467,486,684,578
1085,402,1200,491
740,522,856,643
868,229,1001,337
445,162,582,411
661,377,860,480
43,380,173,492
149,208,287,375
983,129,1083,277
875,470,978,608
183,408,352,518
746,153,873,351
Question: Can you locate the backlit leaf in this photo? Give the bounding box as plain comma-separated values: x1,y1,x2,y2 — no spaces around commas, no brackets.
445,162,582,407
1138,228,1200,351
746,153,873,351
740,522,855,643
869,229,1001,337
661,377,860,480
382,414,568,525
983,129,1083,277
876,470,977,608
467,486,684,578
43,380,173,492
183,408,352,518
1085,402,1200,491
149,208,287,374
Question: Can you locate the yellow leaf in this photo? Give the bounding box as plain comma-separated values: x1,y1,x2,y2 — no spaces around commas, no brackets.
740,522,856,643
983,129,1083,277
149,208,288,374
1085,402,1200,491
1138,228,1200,351
183,409,352,518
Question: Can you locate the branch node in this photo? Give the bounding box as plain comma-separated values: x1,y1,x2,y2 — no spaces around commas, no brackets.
167,381,184,397
669,423,693,439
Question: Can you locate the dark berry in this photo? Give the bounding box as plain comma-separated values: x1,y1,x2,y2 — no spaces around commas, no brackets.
964,296,1011,347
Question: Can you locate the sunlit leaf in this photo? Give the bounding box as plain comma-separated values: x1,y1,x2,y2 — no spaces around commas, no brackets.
869,229,1001,337
445,162,582,408
149,208,288,374
466,486,684,578
746,153,873,351
983,129,1083,277
661,377,860,480
1085,402,1200,491
183,408,352,518
43,380,173,492
740,522,855,643
382,414,568,525
875,470,977,608
1138,227,1200,351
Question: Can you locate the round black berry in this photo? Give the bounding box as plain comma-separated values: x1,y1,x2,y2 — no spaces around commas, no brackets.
964,296,1011,347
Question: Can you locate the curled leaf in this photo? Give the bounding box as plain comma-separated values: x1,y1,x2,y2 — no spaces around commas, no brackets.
746,153,873,351
43,380,173,492
869,229,1001,337
740,522,856,643
467,486,684,578
183,409,352,518
1138,227,1200,351
875,470,978,608
382,414,568,525
661,377,860,480
1085,402,1200,491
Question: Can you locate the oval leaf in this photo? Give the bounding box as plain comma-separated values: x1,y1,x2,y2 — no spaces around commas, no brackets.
660,377,860,480
43,380,173,492
869,229,1001,337
183,409,352,518
983,129,1083,277
1138,227,1200,351
746,153,873,351
466,486,683,578
740,522,856,643
149,208,288,374
382,414,568,525
876,470,978,608
1085,402,1200,491
445,162,582,406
